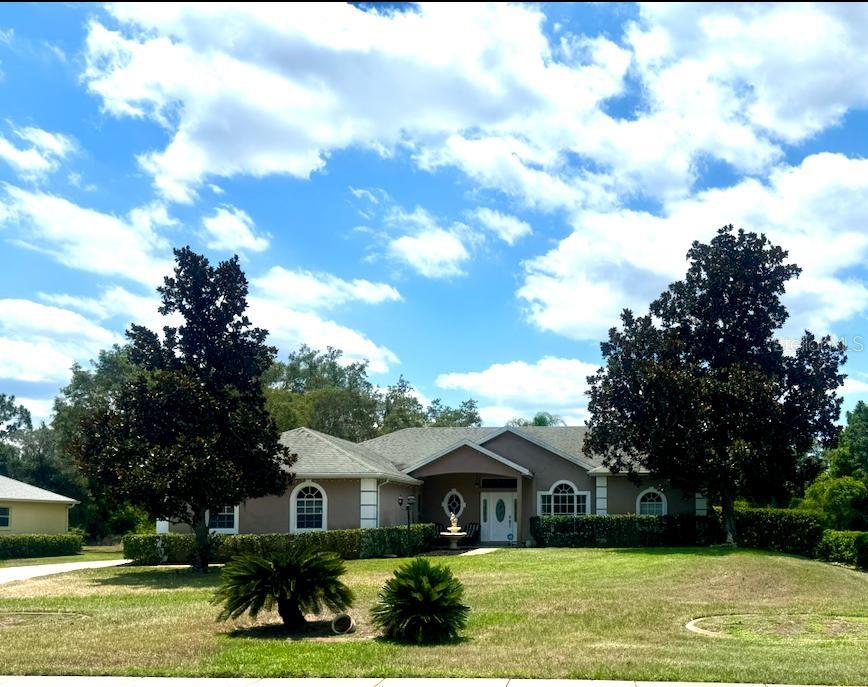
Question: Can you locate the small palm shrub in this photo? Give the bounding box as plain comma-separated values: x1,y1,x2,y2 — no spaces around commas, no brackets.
213,546,353,630
371,557,469,644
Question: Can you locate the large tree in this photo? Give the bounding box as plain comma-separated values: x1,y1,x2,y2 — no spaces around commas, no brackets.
824,400,868,480
74,248,294,570
507,412,566,427
426,398,482,427
265,345,380,441
381,376,428,434
265,345,483,437
0,393,31,476
584,226,845,543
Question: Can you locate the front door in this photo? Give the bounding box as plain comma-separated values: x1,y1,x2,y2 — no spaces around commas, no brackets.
481,491,517,542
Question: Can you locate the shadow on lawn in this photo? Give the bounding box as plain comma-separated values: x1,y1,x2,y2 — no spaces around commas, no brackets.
226,620,335,640
93,568,219,590
609,545,740,557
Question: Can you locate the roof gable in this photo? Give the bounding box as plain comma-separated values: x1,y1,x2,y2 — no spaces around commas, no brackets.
479,427,596,471
404,439,533,477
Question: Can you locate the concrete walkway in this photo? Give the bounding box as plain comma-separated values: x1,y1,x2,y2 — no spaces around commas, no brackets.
0,558,131,585
0,678,843,686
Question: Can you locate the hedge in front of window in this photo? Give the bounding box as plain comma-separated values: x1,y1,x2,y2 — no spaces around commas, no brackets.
0,533,83,560
815,529,868,569
529,514,721,547
123,523,439,565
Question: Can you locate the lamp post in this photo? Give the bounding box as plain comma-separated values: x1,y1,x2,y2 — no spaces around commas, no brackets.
397,495,416,552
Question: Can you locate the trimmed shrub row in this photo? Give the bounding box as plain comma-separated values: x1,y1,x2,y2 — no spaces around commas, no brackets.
530,514,722,548
0,533,83,560
123,523,439,565
816,529,868,569
731,507,825,556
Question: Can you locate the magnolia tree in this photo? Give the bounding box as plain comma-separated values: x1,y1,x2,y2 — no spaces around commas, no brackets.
584,226,845,544
75,248,295,570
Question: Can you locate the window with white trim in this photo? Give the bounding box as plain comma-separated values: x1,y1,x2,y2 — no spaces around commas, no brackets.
637,489,667,516
442,489,466,519
208,505,235,531
295,484,325,530
537,481,590,516
0,506,8,528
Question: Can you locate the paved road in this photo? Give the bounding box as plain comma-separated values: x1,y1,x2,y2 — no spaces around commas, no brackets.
0,558,131,585
0,678,842,686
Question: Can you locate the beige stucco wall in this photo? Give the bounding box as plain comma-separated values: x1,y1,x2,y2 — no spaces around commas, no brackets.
419,474,482,526
378,481,420,527
605,476,694,515
168,478,364,534
483,433,596,536
0,501,70,535
240,478,362,533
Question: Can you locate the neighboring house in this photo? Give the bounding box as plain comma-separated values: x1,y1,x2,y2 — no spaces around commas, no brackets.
0,475,79,535
160,425,708,545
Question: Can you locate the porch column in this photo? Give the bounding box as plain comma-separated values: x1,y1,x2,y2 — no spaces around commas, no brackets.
595,476,608,515
516,479,524,545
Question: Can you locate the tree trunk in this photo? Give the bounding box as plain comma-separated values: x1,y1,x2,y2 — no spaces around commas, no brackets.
720,494,737,546
191,509,211,573
277,596,306,631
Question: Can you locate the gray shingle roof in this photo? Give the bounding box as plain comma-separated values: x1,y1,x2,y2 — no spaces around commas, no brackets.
361,425,601,470
279,427,421,484
0,475,79,504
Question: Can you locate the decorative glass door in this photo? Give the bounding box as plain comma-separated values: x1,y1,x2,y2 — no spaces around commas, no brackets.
480,491,517,542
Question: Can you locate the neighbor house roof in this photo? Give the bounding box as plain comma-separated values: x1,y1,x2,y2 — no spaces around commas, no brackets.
361,425,600,471
279,427,421,485
0,475,79,504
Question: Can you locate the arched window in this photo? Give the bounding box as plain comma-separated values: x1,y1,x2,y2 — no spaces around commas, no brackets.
442,489,466,519
290,481,327,532
637,488,667,516
537,480,590,516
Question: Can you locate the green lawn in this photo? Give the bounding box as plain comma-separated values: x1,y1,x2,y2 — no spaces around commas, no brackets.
0,547,865,682
0,544,124,568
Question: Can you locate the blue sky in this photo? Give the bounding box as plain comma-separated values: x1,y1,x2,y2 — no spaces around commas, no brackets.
2,3,868,425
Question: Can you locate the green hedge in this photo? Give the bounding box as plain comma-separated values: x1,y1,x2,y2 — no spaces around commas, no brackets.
0,533,83,560
816,529,868,569
123,523,439,565
733,507,825,556
530,514,721,547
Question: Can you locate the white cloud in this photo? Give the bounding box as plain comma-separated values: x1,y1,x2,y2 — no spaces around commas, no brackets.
38,286,175,334
248,296,398,374
79,3,868,214
842,377,868,396
471,207,532,245
388,230,469,279
0,299,121,383
82,4,631,204
253,266,400,311
436,356,598,425
0,126,76,180
202,205,269,253
520,153,868,341
384,205,472,278
17,397,55,423
0,185,174,288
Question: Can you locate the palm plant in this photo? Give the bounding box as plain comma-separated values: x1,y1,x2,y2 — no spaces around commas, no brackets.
213,546,353,630
371,557,469,644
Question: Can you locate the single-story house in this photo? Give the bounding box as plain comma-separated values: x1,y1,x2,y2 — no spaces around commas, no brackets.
0,475,79,535
159,425,708,545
